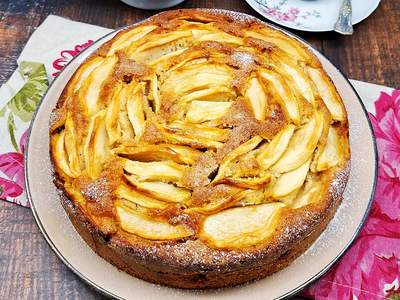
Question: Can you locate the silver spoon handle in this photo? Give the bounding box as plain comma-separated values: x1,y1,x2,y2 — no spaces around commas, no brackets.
334,0,353,34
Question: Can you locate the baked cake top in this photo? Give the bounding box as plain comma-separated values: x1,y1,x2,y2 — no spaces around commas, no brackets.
50,9,350,259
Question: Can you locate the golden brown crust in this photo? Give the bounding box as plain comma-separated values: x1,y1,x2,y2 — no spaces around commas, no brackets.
50,9,351,289
59,164,348,288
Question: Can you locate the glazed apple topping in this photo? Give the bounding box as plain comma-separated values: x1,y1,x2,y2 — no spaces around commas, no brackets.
50,12,349,248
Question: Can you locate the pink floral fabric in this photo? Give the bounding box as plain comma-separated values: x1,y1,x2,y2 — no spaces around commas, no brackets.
0,129,28,206
52,39,93,77
305,90,400,299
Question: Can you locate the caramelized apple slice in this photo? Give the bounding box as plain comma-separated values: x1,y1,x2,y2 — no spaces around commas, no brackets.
162,64,232,96
200,203,285,248
260,70,300,124
185,101,232,123
245,77,268,121
129,31,192,56
280,61,315,103
218,173,272,189
64,113,81,176
272,159,311,198
105,84,123,145
126,85,146,141
315,126,342,171
108,25,158,55
307,67,346,121
180,86,235,103
146,74,161,113
165,49,205,73
67,57,104,95
213,136,263,182
114,144,201,165
162,121,228,149
166,120,229,142
83,110,110,179
197,32,243,45
292,180,322,209
79,56,117,116
116,185,168,209
148,48,188,68
116,205,192,240
51,131,75,178
125,175,191,203
257,124,296,169
185,186,244,215
271,110,325,173
244,29,314,64
123,160,186,183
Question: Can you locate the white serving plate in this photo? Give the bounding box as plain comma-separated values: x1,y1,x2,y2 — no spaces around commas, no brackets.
245,0,380,32
25,10,377,300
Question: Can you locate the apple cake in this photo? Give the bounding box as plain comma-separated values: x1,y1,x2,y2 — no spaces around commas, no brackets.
50,9,350,289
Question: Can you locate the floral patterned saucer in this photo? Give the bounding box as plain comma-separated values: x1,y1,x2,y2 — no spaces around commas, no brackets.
245,0,380,32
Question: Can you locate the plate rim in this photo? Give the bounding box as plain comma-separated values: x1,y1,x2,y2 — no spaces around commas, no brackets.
244,0,381,32
24,9,378,300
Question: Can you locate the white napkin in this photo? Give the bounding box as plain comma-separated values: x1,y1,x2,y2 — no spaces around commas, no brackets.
0,14,394,207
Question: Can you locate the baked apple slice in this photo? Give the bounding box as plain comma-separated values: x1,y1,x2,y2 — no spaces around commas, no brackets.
200,202,285,248
108,25,158,56
51,131,75,179
292,180,323,209
245,77,268,121
185,101,232,123
272,159,311,198
257,124,296,169
114,144,200,165
125,175,191,203
128,30,192,57
315,126,343,171
83,110,110,179
116,204,193,240
123,159,187,183
196,31,243,45
244,29,313,64
180,86,235,103
162,63,232,97
126,85,146,141
79,56,117,116
271,110,325,173
63,113,81,176
116,185,168,209
307,67,346,121
259,70,300,124
213,136,263,182
280,60,315,104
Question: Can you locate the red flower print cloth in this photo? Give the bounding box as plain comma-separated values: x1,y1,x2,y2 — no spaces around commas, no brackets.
0,129,28,206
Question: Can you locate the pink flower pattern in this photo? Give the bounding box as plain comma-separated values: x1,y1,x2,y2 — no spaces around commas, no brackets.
256,0,320,25
305,90,400,299
52,40,93,77
0,129,28,206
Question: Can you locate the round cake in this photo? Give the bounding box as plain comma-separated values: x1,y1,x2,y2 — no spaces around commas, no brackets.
50,9,350,289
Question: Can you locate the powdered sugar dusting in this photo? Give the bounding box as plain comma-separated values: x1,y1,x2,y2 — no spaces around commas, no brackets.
230,51,255,68
81,177,109,201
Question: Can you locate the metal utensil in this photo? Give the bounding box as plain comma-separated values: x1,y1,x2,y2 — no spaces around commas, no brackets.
334,0,354,34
